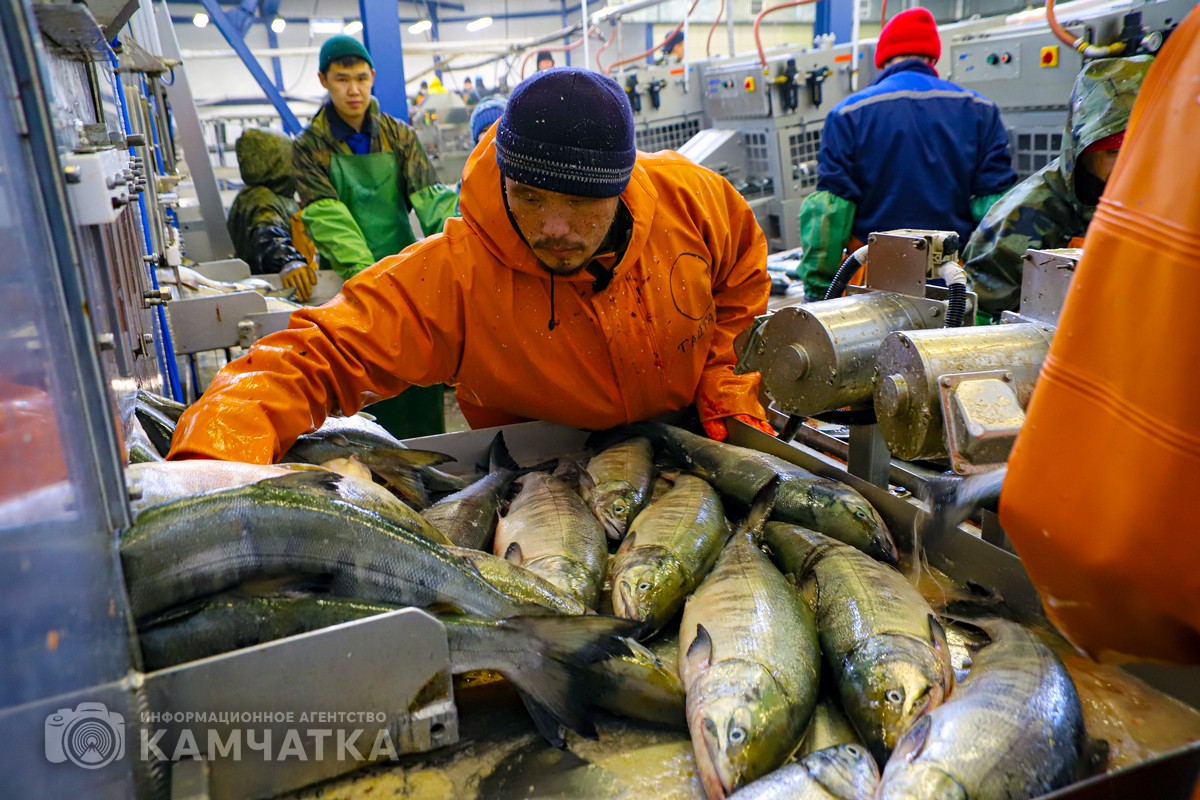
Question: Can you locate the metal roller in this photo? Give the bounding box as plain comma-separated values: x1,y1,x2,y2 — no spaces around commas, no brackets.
748,292,943,417
874,323,1055,462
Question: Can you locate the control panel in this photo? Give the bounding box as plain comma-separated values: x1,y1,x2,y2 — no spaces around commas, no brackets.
704,63,772,120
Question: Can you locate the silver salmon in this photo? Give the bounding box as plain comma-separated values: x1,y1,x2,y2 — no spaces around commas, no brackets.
680,481,822,798
764,523,952,764
493,472,607,609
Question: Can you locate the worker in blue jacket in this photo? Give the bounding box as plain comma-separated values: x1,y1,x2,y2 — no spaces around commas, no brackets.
795,7,1016,300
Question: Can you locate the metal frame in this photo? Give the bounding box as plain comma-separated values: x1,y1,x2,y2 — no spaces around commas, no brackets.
192,0,301,134
154,0,236,259
142,608,457,800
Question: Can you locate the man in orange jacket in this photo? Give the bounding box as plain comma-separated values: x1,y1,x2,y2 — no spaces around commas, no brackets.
169,68,772,462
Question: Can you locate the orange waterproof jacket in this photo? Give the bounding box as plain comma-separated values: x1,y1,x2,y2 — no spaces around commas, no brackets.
169,131,769,462
999,9,1200,664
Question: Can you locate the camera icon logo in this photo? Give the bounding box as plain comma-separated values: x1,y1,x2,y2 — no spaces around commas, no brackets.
45,702,126,769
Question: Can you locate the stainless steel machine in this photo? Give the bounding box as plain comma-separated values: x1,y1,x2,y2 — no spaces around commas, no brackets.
682,41,872,251
613,61,707,154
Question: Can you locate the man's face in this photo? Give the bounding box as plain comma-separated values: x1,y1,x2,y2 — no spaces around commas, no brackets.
504,177,620,275
464,79,473,90
319,60,375,121
537,58,554,71
1080,148,1120,183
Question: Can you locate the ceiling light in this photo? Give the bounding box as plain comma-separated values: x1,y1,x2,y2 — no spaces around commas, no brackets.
408,19,432,34
343,19,363,34
465,16,493,32
192,11,209,28
270,17,286,33
310,17,342,33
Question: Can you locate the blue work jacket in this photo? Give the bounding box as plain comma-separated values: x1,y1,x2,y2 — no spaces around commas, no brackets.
817,60,1015,245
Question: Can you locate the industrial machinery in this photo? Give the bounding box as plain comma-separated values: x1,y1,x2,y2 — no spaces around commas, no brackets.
946,0,1193,179
741,234,1082,483
412,90,475,184
615,61,707,153
682,41,871,251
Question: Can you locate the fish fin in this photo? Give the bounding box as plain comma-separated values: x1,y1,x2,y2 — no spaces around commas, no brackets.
741,476,781,545
685,624,713,674
504,542,524,565
258,470,344,495
518,691,570,748
357,451,435,508
484,432,520,474
498,615,638,746
577,463,596,494
928,614,955,694
1079,736,1110,777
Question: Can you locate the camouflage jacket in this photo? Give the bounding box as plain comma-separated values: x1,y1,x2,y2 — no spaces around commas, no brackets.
293,98,440,211
964,56,1153,317
227,129,304,275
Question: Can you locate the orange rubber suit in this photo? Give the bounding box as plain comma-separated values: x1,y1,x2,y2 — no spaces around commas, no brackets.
1000,9,1200,664
169,130,769,462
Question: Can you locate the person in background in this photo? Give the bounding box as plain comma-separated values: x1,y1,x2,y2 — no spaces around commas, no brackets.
795,7,1015,301
169,68,773,465
294,34,459,437
658,30,685,64
469,96,506,146
414,80,429,105
963,56,1153,321
461,76,478,105
535,50,555,71
226,129,317,301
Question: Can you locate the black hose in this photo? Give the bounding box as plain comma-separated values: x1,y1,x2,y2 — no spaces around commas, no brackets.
823,245,869,301
945,281,967,327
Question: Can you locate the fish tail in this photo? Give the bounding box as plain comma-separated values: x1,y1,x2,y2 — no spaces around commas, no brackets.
360,449,455,508
493,615,640,748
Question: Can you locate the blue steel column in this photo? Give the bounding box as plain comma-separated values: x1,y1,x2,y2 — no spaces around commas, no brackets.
813,0,853,44
360,0,409,122
196,0,302,133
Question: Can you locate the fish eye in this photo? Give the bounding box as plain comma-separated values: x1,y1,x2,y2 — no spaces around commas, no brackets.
728,727,746,744
885,689,904,704
846,745,864,757
613,501,627,513
854,509,868,520
638,581,652,592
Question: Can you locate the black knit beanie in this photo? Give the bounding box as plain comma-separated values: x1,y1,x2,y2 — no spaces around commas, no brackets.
495,67,636,198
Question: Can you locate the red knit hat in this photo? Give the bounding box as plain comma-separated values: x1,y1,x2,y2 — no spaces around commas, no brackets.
875,7,941,68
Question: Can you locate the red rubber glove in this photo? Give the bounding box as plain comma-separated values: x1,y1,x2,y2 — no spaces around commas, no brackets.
702,414,775,442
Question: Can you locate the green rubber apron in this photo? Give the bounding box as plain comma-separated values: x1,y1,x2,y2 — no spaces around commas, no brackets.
330,151,445,439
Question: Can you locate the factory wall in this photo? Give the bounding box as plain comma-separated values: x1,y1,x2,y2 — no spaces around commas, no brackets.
168,0,876,117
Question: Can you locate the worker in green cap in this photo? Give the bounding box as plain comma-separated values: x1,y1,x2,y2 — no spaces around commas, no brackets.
294,34,458,437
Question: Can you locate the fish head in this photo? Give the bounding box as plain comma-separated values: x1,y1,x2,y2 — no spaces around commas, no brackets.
804,743,880,798
841,633,950,763
589,480,638,540
611,550,686,629
876,716,967,800
812,483,898,565
686,660,793,798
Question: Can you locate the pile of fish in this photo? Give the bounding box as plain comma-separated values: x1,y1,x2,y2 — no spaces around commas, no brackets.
118,393,1102,799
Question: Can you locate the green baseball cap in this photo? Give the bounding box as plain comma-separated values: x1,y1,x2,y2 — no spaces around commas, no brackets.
319,35,373,73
